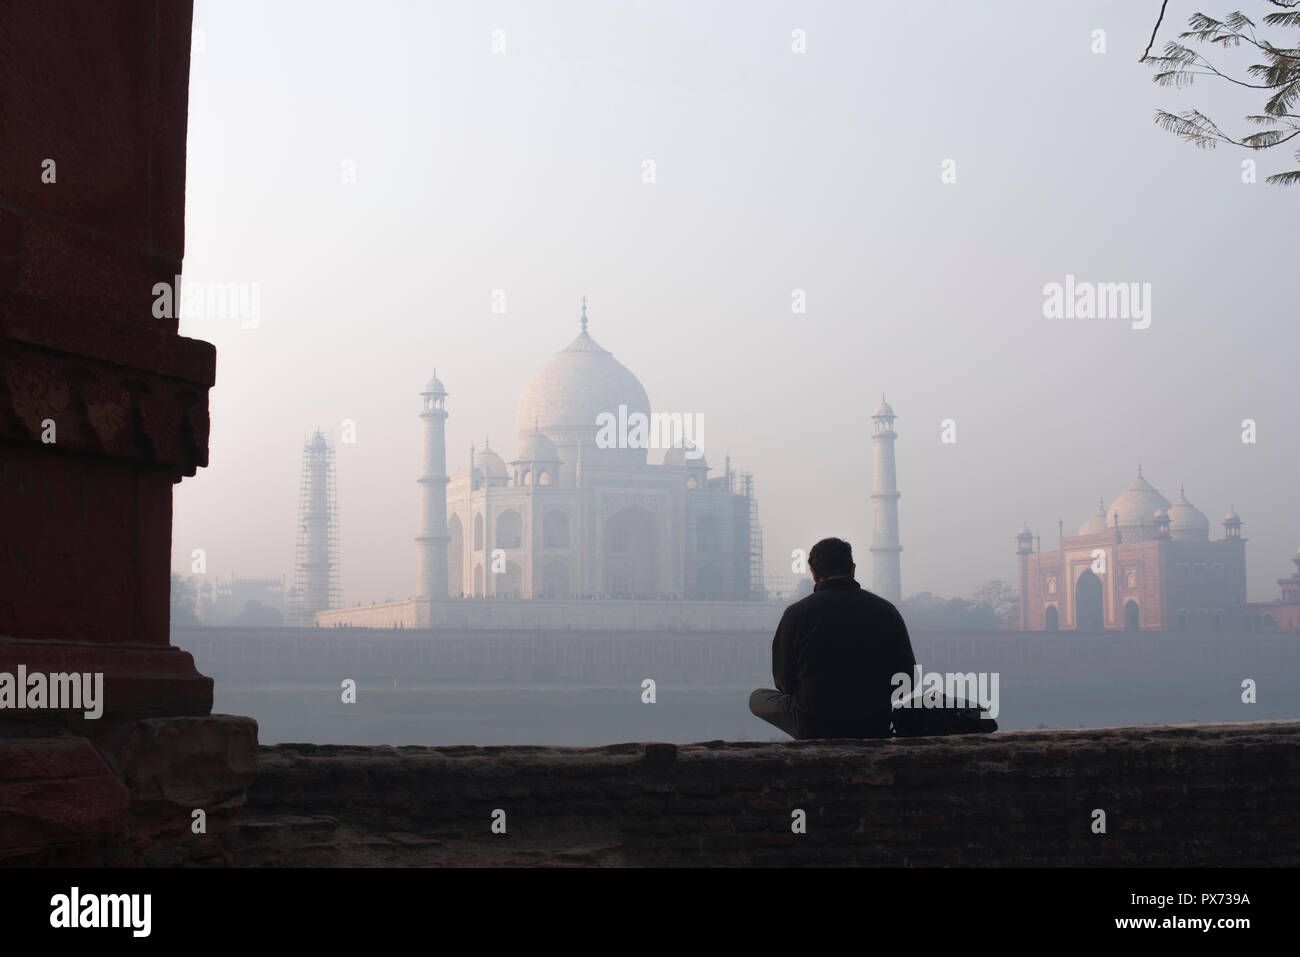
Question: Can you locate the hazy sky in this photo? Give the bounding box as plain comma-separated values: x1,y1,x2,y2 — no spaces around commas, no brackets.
173,0,1298,606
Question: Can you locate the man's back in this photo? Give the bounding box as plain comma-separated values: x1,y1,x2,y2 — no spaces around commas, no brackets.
773,577,916,738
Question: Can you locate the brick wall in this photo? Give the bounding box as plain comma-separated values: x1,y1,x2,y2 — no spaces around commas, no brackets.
236,721,1300,866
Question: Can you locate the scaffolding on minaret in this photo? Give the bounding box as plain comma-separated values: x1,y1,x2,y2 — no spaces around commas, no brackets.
289,429,340,626
740,471,765,601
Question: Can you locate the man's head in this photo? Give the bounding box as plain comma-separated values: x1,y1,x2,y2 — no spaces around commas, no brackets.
808,537,855,583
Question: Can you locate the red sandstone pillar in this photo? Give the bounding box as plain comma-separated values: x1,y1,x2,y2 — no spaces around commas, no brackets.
0,0,213,716
0,0,255,866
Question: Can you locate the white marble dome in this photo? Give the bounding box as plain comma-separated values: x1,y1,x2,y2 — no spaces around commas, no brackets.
1168,487,1210,541
515,323,651,448
1106,470,1171,531
514,429,560,463
475,443,508,475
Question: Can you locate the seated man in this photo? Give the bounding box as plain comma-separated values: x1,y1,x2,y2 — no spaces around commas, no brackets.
750,537,916,739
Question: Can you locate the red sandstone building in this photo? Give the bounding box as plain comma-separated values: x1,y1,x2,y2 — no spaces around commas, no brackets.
1247,549,1300,631
1015,469,1278,632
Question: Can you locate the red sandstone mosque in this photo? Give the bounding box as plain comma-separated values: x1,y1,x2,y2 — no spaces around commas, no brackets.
1016,469,1300,631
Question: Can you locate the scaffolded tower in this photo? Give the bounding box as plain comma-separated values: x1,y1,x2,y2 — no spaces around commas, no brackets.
289,429,340,626
740,471,765,601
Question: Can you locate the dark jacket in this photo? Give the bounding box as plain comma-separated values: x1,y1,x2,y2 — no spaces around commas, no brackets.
773,577,916,738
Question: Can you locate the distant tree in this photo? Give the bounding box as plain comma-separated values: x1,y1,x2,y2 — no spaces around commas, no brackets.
972,580,1019,618
170,573,199,626
230,600,284,628
1142,0,1300,184
899,592,997,631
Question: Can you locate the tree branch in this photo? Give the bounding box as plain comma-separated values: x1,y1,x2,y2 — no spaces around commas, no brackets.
1141,0,1172,61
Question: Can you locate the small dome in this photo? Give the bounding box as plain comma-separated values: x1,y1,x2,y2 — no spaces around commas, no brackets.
1167,486,1210,541
423,372,446,394
663,441,706,468
1153,507,1169,521
514,430,560,463
1078,498,1108,535
873,394,895,417
1016,525,1032,538
475,443,508,475
1224,509,1241,524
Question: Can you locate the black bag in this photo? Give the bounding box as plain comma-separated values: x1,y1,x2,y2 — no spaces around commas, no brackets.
891,687,998,737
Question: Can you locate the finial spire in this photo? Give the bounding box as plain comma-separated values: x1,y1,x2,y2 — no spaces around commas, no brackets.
580,295,588,334
1137,463,1143,478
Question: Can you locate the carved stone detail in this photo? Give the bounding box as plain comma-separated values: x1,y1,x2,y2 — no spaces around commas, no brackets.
0,340,210,477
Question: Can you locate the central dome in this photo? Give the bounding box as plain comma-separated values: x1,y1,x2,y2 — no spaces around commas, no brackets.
515,318,651,447
1106,469,1171,535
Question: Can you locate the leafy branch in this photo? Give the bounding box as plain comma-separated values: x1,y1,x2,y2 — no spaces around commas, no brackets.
1143,1,1300,184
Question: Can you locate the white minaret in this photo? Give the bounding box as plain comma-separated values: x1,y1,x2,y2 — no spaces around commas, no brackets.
416,372,450,599
870,394,902,604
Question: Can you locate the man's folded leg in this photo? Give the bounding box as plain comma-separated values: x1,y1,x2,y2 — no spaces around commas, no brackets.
749,688,800,738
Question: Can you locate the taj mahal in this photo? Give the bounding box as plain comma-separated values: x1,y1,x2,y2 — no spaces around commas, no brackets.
318,301,809,631
423,301,760,602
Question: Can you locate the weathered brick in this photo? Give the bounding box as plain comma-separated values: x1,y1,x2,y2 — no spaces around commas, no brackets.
234,722,1300,867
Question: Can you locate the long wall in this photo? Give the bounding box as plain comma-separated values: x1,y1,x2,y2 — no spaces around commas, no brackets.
236,721,1300,866
314,597,787,631
177,626,1300,684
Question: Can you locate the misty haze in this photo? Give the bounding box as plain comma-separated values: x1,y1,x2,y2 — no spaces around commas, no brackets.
157,0,1300,747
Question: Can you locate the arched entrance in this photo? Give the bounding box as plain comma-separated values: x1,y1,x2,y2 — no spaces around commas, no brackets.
603,506,660,597
541,561,569,598
497,560,522,597
1075,570,1104,631
695,514,720,553
694,564,723,599
543,510,569,549
1045,605,1059,631
495,509,522,549
1124,599,1140,631
473,563,483,597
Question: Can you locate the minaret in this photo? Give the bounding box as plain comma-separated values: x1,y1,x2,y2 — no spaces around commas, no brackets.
416,371,450,599
1016,524,1035,630
869,394,902,604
